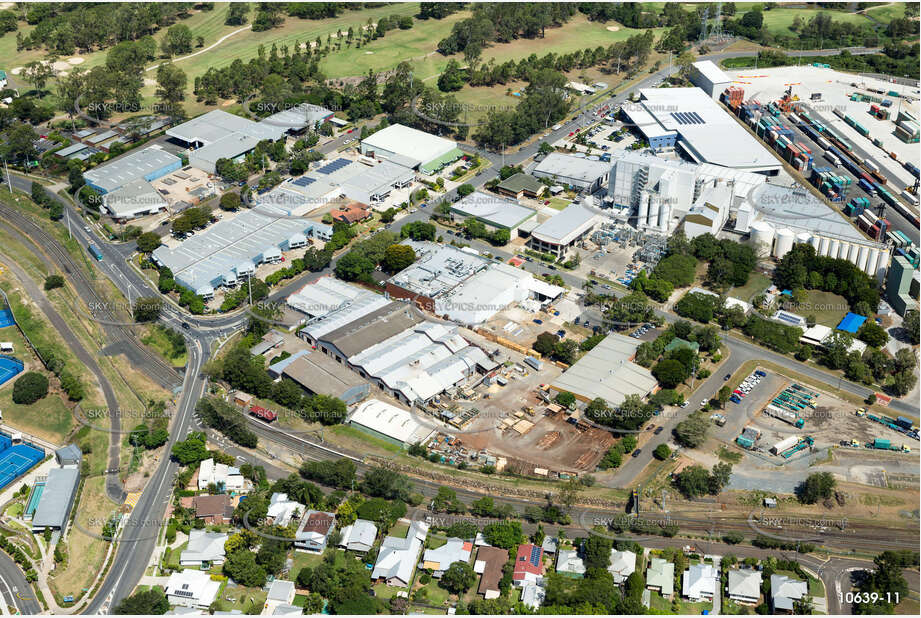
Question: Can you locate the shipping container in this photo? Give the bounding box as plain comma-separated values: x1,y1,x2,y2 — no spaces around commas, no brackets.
858,178,877,195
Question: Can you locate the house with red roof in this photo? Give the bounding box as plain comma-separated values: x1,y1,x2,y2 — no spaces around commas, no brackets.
329,202,371,224
512,543,544,586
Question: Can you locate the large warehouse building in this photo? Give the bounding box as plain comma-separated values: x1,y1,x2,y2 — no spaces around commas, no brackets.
528,203,600,258
531,153,610,192
151,207,330,296
689,60,732,99
385,241,564,325
83,146,182,194
449,191,537,237
101,178,169,222
549,333,657,408
347,399,436,448
359,124,462,174
621,88,781,174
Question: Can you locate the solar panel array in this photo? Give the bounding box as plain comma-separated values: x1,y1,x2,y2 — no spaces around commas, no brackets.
291,176,316,187
670,111,705,125
317,158,350,174
529,545,541,566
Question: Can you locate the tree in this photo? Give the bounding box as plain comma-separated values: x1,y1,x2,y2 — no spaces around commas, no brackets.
653,444,671,460
717,385,732,408
113,587,169,614
382,244,416,273
155,61,187,118
361,467,411,500
583,536,612,570
673,413,708,448
457,183,475,197
797,472,836,504
12,372,49,405
170,433,209,465
652,358,690,388
162,24,193,56
136,232,161,253
440,561,476,594
482,521,523,550
226,3,250,25
400,221,436,241
223,549,267,587
220,191,242,211
674,465,711,498
44,274,65,291
438,59,466,92
709,462,733,494
133,297,162,322
903,309,919,345
857,321,888,348
334,251,375,281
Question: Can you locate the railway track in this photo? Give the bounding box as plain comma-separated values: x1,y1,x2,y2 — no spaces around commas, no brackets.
0,201,181,389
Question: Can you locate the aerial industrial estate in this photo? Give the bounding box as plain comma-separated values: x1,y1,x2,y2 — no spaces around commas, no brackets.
0,1,917,616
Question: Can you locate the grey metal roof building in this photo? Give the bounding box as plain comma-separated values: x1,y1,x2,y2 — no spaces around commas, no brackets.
549,333,657,408
83,146,182,194
298,291,392,345
102,178,169,220
55,142,89,158
55,444,82,467
360,124,462,173
341,160,415,204
31,467,80,531
318,301,425,361
450,191,537,232
528,203,599,257
166,109,285,147
260,103,335,133
282,350,370,406
532,153,610,191
189,133,262,174
151,205,325,295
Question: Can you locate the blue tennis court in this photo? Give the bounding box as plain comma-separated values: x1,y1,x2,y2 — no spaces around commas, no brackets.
0,308,14,329
0,356,23,387
0,435,44,490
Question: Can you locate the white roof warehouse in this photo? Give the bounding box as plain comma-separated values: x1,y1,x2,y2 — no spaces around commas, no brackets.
549,333,657,408
359,124,462,174
83,145,182,194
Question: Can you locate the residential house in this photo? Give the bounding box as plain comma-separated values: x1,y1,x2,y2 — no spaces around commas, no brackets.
329,202,371,224
512,543,544,586
728,569,763,605
521,583,545,610
180,530,228,568
164,569,222,608
422,538,472,577
266,493,305,528
372,521,429,587
556,549,586,578
338,519,378,553
295,510,336,553
190,494,234,525
682,563,718,602
262,580,296,615
496,173,544,200
541,536,558,555
771,574,808,613
475,546,508,600
646,558,675,597
197,458,245,492
608,549,637,584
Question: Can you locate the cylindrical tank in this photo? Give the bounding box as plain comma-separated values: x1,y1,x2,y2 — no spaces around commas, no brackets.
638,193,649,227
857,245,869,271
774,228,795,258
828,239,839,259
795,231,811,247
818,236,830,256
658,201,668,232
865,248,879,275
810,235,820,250
847,243,860,262
750,221,775,250
875,249,890,283
837,242,851,260
648,197,659,228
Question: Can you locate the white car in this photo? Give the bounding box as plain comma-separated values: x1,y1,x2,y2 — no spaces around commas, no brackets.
700,399,708,407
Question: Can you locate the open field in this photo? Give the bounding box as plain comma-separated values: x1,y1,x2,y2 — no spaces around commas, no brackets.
863,3,909,25
760,8,874,37
797,289,850,328
727,273,772,305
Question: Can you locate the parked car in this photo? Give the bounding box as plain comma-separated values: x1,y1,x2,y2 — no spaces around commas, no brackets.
724,373,731,381
631,449,642,458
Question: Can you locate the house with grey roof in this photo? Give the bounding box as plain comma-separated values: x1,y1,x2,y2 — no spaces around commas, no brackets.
180,530,228,568
682,563,718,601
608,549,637,584
371,521,428,587
556,549,586,578
728,569,763,605
295,510,336,553
541,536,558,555
338,519,377,553
771,574,808,612
266,579,296,606
423,537,472,577
646,558,675,597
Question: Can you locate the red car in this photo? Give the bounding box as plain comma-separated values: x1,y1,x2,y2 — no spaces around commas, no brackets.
733,389,744,396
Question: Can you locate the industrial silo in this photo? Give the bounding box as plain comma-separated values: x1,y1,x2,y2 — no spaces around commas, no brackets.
865,247,879,275
810,235,820,251
774,228,795,259
837,242,851,261
875,249,890,283
817,236,830,256
658,201,669,232
828,239,839,259
750,222,775,254
847,243,860,263
648,196,660,228
638,193,649,228
857,245,869,271
795,231,811,247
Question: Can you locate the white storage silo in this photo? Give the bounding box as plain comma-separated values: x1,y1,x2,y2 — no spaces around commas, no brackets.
857,245,869,271
638,193,649,227
795,231,811,247
837,241,851,260
810,235,820,250
847,243,860,262
875,248,890,283
865,248,879,275
774,228,795,258
818,236,830,256
750,221,775,252
828,239,839,259
658,201,669,232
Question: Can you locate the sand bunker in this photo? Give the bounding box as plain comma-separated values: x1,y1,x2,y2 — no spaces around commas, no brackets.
67,57,85,65
606,26,621,32
143,78,157,86
10,67,22,76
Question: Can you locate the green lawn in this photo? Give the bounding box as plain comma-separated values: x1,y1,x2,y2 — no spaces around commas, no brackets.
291,548,327,576
760,8,873,37
797,289,850,328
728,273,772,304
372,582,402,600
389,522,410,539
0,388,74,445
412,579,451,607
548,197,572,210
218,582,266,614
140,324,188,367
327,424,402,453
863,3,909,25
648,591,711,614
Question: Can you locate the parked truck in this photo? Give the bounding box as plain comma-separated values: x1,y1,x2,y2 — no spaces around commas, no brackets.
764,404,805,428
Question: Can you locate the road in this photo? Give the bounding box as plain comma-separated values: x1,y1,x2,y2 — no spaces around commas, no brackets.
0,552,41,615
